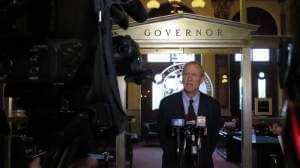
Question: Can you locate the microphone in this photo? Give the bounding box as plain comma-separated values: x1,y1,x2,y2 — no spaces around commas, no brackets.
196,116,207,149
196,116,206,128
171,118,184,136
185,118,197,155
186,120,196,126
171,118,185,127
185,118,196,142
171,118,184,153
121,0,148,22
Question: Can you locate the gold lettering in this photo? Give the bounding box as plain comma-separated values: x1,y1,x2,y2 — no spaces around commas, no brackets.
142,28,224,38
196,29,201,36
176,29,181,36
144,29,151,36
206,29,213,36
186,29,191,36
154,29,161,36
217,29,222,36
166,29,171,36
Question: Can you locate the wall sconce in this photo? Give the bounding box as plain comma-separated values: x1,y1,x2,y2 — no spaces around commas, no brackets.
221,74,228,84
146,0,206,9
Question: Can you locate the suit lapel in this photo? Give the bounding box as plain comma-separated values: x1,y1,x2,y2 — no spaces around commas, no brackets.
198,93,207,116
177,92,185,118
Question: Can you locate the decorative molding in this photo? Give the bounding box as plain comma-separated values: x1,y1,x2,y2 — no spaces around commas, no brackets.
113,13,258,48
211,0,234,19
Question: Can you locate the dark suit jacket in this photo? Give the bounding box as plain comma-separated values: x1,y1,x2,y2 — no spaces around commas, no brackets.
158,91,221,168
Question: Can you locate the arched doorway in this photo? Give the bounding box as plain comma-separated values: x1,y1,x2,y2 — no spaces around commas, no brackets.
232,7,278,35
229,7,279,117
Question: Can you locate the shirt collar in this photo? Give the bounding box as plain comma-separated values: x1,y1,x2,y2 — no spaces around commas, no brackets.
182,90,200,103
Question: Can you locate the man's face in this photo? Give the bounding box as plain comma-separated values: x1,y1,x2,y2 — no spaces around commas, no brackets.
182,64,204,95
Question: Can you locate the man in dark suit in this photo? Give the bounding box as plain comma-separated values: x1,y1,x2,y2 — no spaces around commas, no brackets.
158,62,221,168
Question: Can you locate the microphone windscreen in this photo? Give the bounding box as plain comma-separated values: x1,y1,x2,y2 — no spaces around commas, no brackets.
186,120,196,126
171,118,185,127
196,116,206,127
121,0,148,22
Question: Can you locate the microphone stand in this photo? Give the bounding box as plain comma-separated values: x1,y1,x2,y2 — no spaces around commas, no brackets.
184,121,198,168
191,126,197,168
181,128,187,168
176,126,181,168
196,127,203,168
171,119,184,168
196,116,207,168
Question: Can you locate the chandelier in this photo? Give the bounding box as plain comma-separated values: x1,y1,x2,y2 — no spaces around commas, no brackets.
146,0,206,9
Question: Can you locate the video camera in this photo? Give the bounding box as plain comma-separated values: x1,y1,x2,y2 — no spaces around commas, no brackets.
0,0,150,167
113,35,152,84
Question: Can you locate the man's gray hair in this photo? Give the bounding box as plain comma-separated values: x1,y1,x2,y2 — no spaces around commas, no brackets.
182,61,205,77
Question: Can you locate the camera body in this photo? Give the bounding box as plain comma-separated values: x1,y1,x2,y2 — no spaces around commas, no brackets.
1,39,87,86
0,0,148,167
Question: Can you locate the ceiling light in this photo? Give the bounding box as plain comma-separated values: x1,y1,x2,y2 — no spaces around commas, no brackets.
146,0,206,10
191,0,206,8
147,0,160,9
168,0,181,3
